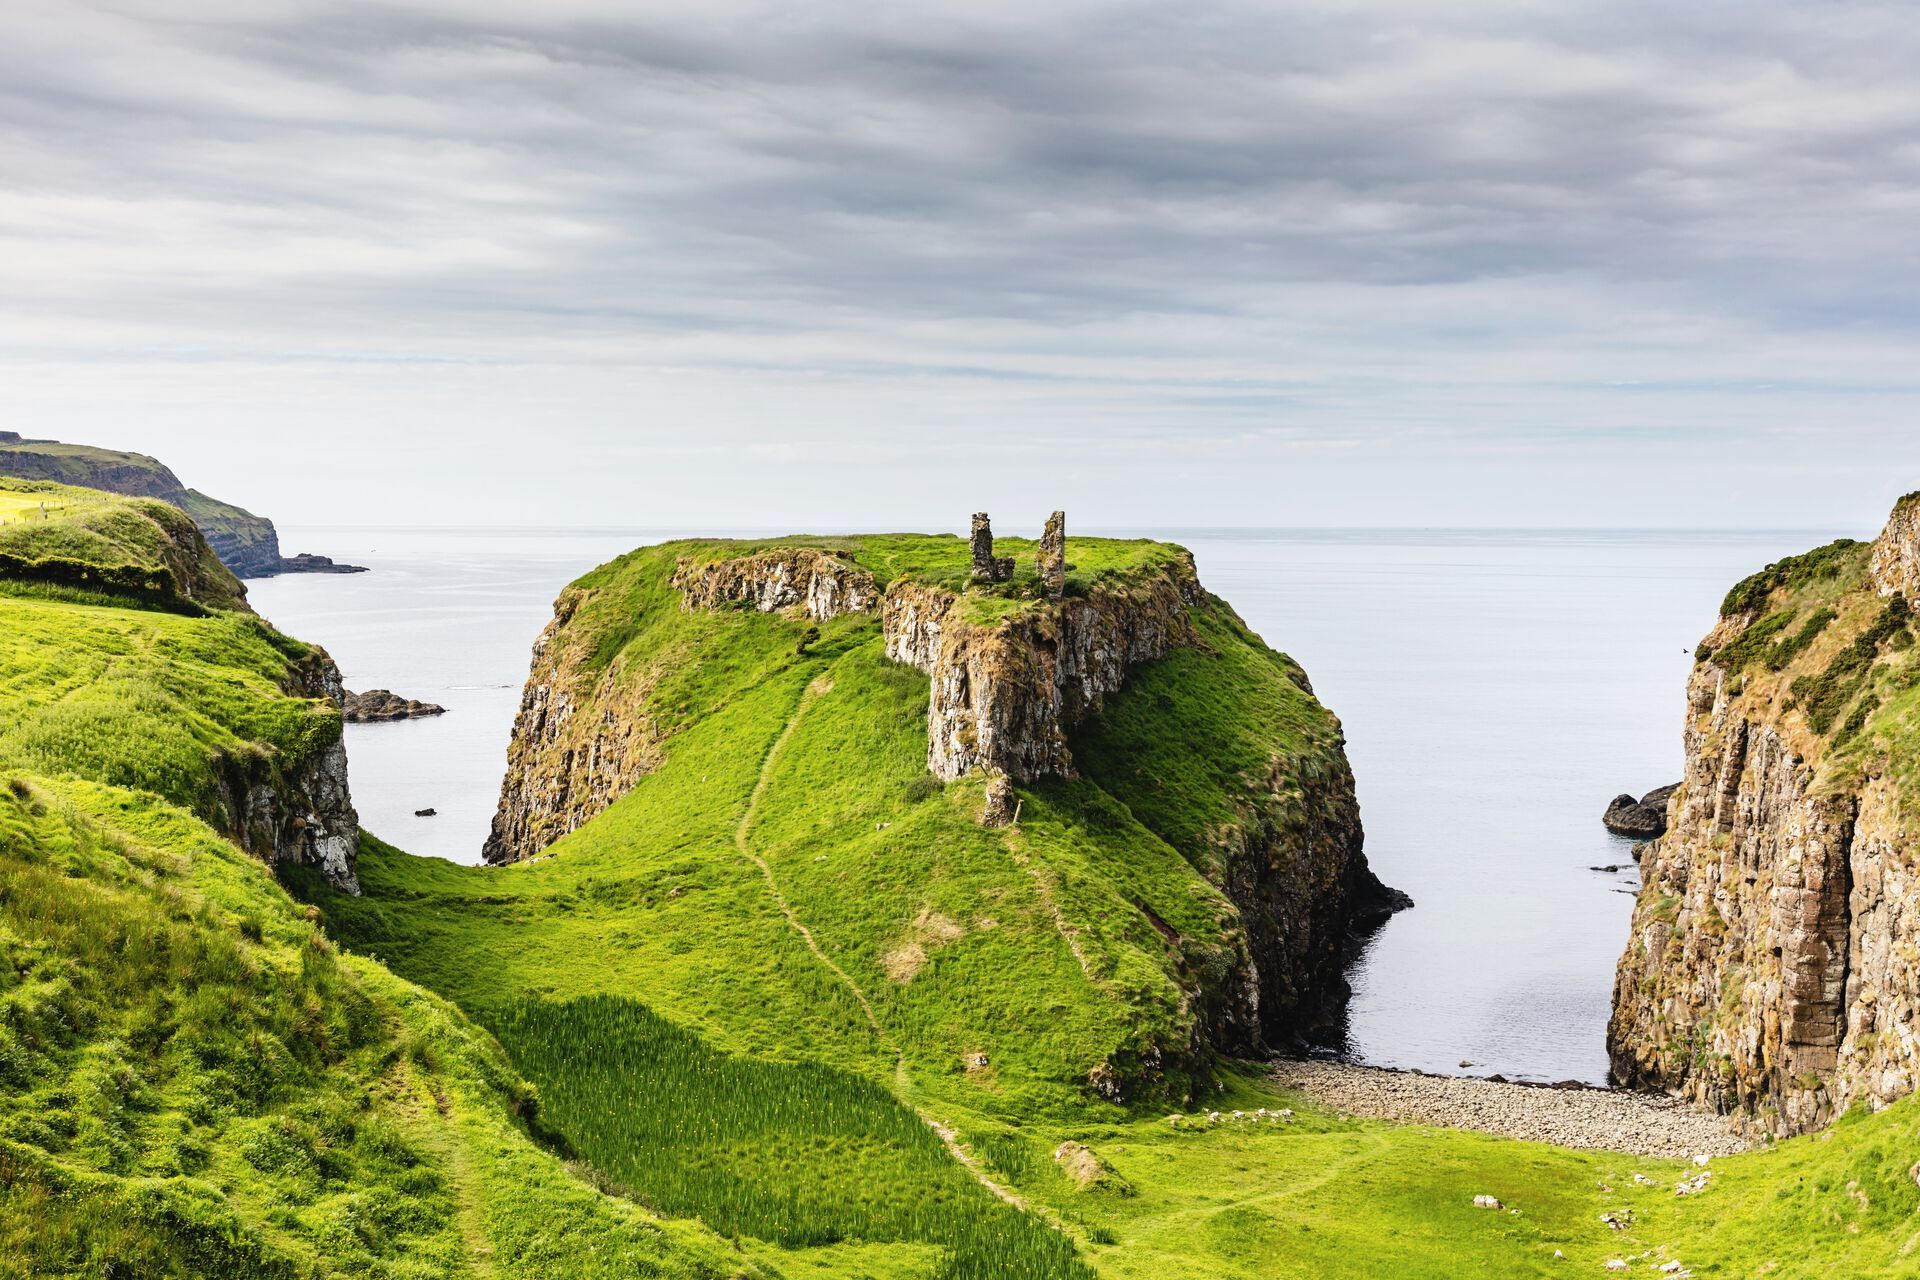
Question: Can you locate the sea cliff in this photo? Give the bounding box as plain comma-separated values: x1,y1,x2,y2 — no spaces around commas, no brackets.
1610,497,1920,1134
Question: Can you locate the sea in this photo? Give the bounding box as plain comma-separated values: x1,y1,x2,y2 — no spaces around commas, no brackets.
248,525,1849,1086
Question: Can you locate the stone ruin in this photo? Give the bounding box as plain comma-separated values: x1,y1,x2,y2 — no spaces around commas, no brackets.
970,512,1016,583
975,506,1067,598
1038,511,1066,598
970,510,1068,598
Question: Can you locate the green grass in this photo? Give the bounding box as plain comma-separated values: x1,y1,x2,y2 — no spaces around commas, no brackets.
0,478,245,611
9,520,1920,1278
498,995,1093,1279
0,594,338,826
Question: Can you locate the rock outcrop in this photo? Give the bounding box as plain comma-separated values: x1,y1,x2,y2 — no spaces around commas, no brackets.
279,552,369,575
1038,510,1066,598
1603,784,1679,838
970,513,1014,583
1610,497,1920,1135
217,647,362,894
484,588,667,864
881,554,1204,794
343,688,448,722
672,548,877,621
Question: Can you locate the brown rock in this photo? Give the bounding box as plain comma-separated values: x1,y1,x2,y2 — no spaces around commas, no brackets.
1038,510,1066,598
343,688,447,722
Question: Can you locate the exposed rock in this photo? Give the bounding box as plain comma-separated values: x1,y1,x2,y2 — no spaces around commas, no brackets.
415,807,437,817
213,646,360,894
970,512,1014,583
484,587,668,865
1038,510,1066,598
278,552,368,574
1610,497,1920,1136
672,548,877,621
1472,1196,1503,1210
882,552,1204,786
1604,784,1679,838
343,688,448,722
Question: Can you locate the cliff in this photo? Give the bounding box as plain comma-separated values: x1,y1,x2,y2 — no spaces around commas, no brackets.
483,529,1402,1091
0,436,361,578
0,483,362,892
1610,497,1920,1135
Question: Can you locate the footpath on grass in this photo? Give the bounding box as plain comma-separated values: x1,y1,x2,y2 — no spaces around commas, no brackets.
1271,1060,1751,1159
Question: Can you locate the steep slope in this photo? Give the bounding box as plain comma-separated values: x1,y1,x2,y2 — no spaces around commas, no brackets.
0,482,360,892
0,435,358,578
1611,495,1920,1135
473,533,1399,1079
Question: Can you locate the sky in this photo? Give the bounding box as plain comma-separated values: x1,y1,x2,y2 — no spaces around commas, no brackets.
4,0,1920,530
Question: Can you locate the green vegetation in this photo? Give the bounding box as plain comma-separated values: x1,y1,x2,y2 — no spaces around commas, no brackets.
499,995,1093,1279
6,511,1920,1278
0,478,245,611
1717,538,1867,618
0,437,284,577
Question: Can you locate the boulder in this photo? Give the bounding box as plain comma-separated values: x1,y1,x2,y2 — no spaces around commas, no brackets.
1603,783,1679,838
343,688,448,723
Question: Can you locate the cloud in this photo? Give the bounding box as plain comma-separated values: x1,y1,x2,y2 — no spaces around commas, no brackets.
2,1,1920,526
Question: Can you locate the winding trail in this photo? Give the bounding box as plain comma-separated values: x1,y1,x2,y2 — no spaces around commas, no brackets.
735,668,1040,1218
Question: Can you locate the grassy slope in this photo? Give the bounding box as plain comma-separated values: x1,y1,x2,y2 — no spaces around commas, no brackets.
312,533,1920,1277
0,440,278,565
0,478,246,611
7,517,1917,1278
0,501,755,1279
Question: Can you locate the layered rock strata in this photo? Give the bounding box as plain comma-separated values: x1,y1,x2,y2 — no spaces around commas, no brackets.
220,647,361,894
881,554,1204,792
1610,497,1920,1135
671,548,877,621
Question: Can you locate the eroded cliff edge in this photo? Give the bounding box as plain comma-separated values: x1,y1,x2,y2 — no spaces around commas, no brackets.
1610,497,1920,1135
484,530,1403,1070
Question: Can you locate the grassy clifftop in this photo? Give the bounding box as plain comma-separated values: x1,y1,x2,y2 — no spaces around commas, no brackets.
0,478,247,612
0,437,286,577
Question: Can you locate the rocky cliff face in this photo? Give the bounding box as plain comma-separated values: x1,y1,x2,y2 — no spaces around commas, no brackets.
672,548,877,621
881,555,1204,791
1610,499,1920,1135
484,588,667,864
208,645,362,894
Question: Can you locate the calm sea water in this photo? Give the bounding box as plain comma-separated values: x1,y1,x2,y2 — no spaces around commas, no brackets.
249,525,1848,1085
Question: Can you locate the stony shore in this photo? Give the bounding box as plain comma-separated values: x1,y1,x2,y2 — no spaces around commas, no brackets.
1270,1059,1751,1160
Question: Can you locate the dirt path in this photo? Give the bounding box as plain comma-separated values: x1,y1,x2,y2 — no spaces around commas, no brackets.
736,671,1039,1217
1270,1059,1751,1159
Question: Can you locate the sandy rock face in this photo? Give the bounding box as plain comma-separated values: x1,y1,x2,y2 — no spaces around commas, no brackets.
1610,498,1920,1135
881,553,1206,793
672,548,877,621
483,588,666,865
210,646,362,894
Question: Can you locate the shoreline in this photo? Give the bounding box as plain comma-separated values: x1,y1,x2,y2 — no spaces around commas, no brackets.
1271,1058,1751,1159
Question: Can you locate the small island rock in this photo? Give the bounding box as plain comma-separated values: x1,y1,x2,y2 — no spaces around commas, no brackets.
1604,783,1679,838
343,689,448,723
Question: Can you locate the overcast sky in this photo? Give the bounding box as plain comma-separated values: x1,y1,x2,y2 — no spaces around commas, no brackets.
4,1,1920,530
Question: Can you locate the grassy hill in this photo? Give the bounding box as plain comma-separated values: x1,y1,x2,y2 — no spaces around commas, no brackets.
0,437,285,577
3,507,1917,1278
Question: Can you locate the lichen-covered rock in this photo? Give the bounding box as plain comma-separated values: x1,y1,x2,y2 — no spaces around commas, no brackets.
216,645,361,894
1610,496,1920,1135
881,552,1204,791
484,588,666,865
1038,511,1066,598
672,548,876,621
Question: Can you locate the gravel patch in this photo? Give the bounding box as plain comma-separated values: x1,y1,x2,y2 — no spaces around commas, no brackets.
1270,1059,1751,1160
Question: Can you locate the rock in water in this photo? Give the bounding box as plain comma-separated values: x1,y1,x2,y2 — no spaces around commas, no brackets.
343,688,448,722
1603,783,1678,837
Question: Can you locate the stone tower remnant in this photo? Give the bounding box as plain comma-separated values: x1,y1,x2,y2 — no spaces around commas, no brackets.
970,512,1015,583
1038,510,1066,597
